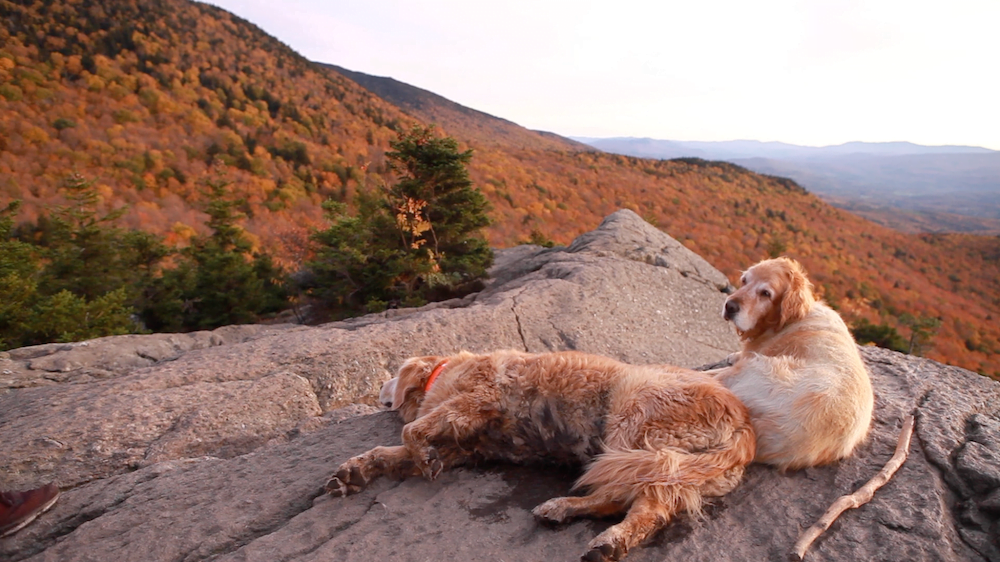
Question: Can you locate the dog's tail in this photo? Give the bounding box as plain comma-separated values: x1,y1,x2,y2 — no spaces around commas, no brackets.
575,424,756,515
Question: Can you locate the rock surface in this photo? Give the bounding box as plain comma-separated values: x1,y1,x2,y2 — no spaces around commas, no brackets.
1,210,998,561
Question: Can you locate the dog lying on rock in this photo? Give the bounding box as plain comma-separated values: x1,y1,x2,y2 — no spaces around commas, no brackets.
326,349,755,562
713,257,874,470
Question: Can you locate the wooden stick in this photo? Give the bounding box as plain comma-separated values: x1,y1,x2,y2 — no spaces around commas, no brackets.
790,414,915,561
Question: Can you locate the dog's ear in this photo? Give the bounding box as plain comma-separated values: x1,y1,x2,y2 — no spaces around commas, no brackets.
779,259,814,329
392,356,440,418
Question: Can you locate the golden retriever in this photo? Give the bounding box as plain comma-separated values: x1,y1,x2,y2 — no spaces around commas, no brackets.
712,257,874,470
326,350,755,562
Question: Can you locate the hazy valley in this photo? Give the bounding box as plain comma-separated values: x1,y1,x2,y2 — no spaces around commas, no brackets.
577,137,1000,234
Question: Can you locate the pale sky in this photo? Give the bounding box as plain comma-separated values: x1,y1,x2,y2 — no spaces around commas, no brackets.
205,0,1000,150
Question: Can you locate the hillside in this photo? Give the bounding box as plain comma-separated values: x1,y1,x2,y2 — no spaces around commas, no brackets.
1,0,998,376
0,0,416,259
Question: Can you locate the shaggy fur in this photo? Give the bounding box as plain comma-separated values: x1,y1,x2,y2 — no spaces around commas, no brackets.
326,350,755,562
714,257,874,470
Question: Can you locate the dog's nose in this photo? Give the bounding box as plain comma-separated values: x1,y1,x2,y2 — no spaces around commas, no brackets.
379,378,398,408
724,300,740,320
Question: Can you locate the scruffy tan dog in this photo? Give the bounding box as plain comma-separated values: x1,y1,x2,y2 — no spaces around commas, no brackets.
713,257,874,470
326,350,755,562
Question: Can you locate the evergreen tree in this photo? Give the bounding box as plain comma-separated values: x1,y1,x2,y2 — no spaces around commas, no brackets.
0,176,150,349
851,318,908,353
0,201,41,349
2,172,290,348
900,313,941,356
140,172,288,331
309,194,421,311
309,126,492,314
384,125,493,282
39,174,166,301
28,288,133,345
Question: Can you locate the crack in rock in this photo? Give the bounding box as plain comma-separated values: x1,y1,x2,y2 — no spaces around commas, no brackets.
510,289,530,352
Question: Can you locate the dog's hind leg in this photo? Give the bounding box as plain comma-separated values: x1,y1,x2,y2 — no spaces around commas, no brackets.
325,445,422,497
532,493,627,524
581,494,674,562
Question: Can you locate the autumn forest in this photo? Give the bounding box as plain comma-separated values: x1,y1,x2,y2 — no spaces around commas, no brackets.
1,0,998,376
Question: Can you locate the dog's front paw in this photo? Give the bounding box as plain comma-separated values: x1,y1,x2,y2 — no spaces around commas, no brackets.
416,446,444,481
325,462,368,497
582,539,626,562
532,497,573,525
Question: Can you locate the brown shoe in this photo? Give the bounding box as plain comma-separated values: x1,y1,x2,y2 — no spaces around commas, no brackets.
0,483,60,538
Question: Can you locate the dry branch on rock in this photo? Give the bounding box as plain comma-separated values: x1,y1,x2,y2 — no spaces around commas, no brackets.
791,415,916,561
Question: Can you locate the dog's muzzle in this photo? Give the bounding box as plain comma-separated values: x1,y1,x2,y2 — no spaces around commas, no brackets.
379,378,397,408
723,299,740,321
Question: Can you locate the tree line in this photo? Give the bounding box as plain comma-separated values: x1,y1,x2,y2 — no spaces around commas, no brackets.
0,126,491,350
0,123,953,363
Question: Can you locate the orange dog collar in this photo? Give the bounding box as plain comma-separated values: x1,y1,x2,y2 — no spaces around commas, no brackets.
424,361,449,392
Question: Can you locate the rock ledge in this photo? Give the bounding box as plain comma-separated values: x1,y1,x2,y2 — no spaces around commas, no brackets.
2,210,998,561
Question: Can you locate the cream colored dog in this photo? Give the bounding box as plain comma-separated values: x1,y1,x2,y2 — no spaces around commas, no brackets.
712,257,874,470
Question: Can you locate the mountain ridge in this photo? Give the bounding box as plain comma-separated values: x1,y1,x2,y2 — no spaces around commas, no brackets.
322,63,592,153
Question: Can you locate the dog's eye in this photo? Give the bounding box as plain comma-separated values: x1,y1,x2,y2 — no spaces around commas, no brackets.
760,289,772,298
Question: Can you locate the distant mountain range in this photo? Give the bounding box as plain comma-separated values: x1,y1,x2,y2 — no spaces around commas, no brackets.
573,138,996,160
575,138,1000,233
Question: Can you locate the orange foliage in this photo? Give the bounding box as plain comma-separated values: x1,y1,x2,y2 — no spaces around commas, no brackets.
1,0,998,376
466,150,1000,377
